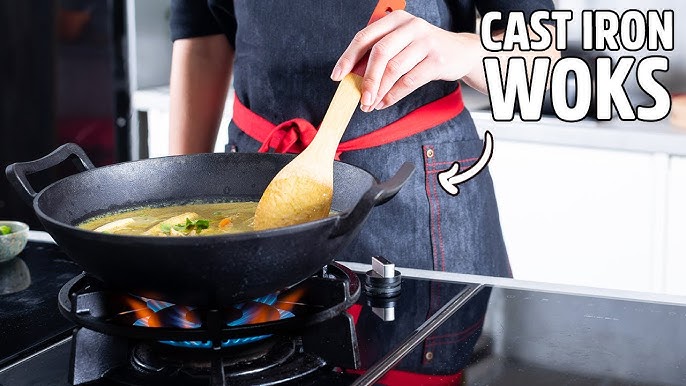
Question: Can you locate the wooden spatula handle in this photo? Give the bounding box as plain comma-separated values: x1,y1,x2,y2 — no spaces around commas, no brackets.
306,73,364,160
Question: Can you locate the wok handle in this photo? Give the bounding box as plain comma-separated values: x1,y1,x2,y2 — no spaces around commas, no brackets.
5,143,95,206
330,162,415,239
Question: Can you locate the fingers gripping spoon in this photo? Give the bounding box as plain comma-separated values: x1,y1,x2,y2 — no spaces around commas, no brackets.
253,0,406,231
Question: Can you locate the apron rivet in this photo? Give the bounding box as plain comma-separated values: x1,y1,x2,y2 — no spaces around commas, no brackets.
425,351,434,361
426,149,434,158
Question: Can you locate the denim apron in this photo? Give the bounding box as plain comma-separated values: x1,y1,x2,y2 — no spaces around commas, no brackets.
222,0,511,278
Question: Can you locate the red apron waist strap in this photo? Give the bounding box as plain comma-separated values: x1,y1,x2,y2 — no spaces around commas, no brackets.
231,84,465,157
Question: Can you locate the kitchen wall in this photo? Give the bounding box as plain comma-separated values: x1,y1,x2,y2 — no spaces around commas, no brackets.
556,0,686,94
476,2,686,295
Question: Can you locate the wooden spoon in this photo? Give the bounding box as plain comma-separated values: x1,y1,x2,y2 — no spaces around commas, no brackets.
253,0,406,231
254,73,364,231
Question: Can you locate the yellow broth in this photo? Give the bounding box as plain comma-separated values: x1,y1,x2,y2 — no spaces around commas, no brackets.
79,201,260,236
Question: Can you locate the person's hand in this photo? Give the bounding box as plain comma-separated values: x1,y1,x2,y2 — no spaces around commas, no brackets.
331,10,483,112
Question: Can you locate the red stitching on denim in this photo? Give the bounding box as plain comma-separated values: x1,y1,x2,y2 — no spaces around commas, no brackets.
431,165,446,271
424,146,440,272
426,162,476,175
429,157,480,167
422,144,446,272
425,177,438,271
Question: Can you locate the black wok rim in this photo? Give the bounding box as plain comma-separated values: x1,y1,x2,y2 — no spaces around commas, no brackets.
31,153,379,244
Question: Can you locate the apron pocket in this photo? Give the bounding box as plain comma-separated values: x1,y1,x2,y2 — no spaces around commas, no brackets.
421,140,510,276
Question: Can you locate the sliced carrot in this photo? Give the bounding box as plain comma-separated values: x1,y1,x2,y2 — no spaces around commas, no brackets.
219,218,232,228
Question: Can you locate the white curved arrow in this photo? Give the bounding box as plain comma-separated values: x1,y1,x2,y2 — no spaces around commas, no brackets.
437,131,494,196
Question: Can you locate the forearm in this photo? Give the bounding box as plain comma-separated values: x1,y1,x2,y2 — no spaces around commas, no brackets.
169,35,234,155
460,26,560,95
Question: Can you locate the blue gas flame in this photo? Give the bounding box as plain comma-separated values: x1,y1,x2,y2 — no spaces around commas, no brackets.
131,293,295,348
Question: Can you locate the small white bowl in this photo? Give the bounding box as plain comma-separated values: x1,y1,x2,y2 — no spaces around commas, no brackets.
0,221,29,263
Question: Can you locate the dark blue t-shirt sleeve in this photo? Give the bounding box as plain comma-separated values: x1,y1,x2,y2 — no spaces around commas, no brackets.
476,0,555,31
170,0,236,48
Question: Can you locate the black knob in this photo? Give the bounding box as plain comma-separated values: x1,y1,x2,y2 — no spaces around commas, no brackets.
363,256,401,298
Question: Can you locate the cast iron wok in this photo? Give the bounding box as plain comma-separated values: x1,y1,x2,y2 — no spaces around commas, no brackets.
6,143,414,306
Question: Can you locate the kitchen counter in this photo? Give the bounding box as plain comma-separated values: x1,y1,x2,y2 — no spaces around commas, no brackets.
342,262,686,307
27,231,686,307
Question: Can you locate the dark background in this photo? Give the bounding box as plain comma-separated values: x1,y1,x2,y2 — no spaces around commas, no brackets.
0,0,130,229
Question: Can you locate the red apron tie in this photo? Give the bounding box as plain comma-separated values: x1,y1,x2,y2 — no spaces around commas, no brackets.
256,118,317,154
232,84,465,158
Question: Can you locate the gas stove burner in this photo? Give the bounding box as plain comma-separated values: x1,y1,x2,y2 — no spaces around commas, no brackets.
59,263,360,349
63,263,362,386
127,337,325,382
129,293,297,349
69,326,345,386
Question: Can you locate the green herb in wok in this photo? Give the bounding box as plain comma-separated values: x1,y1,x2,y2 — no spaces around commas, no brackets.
166,218,210,234
159,224,172,234
0,225,11,235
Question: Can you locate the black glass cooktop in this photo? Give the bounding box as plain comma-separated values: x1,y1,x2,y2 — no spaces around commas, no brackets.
1,241,685,385
0,242,82,368
392,286,686,386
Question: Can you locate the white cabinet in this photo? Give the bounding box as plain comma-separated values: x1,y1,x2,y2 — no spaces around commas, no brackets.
488,140,665,292
665,156,686,295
